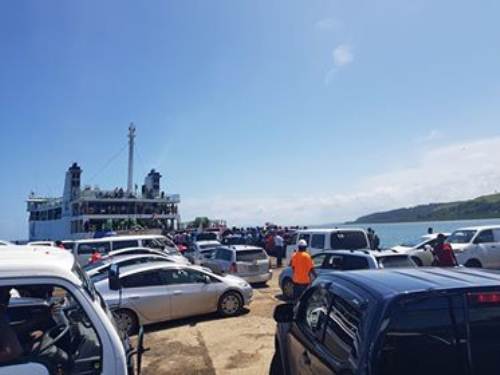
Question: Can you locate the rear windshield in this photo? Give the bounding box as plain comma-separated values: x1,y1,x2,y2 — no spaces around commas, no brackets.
330,231,368,250
236,249,267,262
448,230,476,244
377,255,414,268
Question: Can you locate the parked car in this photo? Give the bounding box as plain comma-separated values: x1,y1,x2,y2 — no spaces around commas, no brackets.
272,267,500,375
184,240,222,264
448,225,500,268
278,250,416,299
0,245,140,375
285,228,371,258
83,253,177,278
391,232,450,266
73,234,178,265
95,262,253,335
202,245,273,284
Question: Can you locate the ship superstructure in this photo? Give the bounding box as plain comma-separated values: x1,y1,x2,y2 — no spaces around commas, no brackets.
27,125,180,240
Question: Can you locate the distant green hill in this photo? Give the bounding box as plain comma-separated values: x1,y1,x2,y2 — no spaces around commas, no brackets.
352,193,500,224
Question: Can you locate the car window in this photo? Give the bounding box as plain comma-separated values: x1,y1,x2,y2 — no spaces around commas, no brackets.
298,234,311,246
297,287,331,340
323,294,363,362
475,230,495,244
377,255,415,268
330,231,368,250
312,253,328,267
448,230,477,244
311,234,326,249
165,269,207,284
112,240,139,250
215,248,233,261
324,255,344,270
236,249,267,262
77,241,111,255
121,270,166,288
468,292,500,373
376,295,467,375
342,255,369,270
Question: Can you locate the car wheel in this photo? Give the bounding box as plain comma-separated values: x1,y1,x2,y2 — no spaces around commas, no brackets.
465,259,482,268
282,278,294,300
218,291,243,317
115,309,139,336
270,351,284,375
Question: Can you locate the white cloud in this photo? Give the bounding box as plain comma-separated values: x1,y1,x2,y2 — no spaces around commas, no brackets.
315,18,338,31
325,44,354,85
416,129,444,144
182,136,500,226
333,44,353,67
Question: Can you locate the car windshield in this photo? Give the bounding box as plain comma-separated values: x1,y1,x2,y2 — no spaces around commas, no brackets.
448,230,477,244
236,249,267,262
377,255,415,268
330,231,368,250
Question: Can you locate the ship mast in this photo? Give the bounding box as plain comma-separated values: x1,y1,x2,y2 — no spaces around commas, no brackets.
127,123,136,194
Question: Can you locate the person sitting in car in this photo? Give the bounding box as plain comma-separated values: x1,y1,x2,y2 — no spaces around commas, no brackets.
0,287,23,363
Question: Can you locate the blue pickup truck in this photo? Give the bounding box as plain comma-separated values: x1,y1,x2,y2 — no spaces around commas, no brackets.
272,267,500,375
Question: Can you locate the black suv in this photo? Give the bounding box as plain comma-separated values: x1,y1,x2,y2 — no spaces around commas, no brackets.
272,268,500,375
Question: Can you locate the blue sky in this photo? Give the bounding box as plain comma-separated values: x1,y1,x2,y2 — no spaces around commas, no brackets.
1,0,500,239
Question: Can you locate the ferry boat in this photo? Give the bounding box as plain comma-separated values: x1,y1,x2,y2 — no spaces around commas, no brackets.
26,124,181,241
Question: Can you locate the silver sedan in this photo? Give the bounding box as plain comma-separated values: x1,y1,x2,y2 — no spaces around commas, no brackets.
94,262,253,334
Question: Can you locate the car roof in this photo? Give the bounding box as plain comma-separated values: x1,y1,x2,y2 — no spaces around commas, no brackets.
453,225,500,231
230,245,265,251
297,228,367,234
74,235,166,244
195,240,221,245
0,245,79,284
100,253,168,264
108,247,165,256
320,268,500,300
113,261,193,278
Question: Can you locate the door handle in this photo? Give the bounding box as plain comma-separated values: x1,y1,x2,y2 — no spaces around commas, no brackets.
302,351,311,366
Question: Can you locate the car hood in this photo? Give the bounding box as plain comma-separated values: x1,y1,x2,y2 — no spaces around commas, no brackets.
391,245,413,253
220,274,250,287
167,254,190,265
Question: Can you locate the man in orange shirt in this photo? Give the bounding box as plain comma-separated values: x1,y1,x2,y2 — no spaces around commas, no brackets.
290,240,316,300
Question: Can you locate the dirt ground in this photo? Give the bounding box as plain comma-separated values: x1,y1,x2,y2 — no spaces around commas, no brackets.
140,264,284,375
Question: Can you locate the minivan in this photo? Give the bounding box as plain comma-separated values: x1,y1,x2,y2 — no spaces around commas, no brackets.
448,225,500,268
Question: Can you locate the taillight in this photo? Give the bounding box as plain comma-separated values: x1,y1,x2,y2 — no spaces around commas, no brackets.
468,292,500,305
229,262,238,273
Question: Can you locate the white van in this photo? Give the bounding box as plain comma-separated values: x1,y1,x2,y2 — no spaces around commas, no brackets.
0,245,142,374
73,234,178,265
286,228,371,258
449,225,500,268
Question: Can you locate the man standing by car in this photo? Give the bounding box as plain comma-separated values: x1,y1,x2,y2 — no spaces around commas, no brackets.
274,233,285,268
290,240,316,300
432,233,458,267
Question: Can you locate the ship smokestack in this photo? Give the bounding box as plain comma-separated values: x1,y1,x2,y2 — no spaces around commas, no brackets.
127,123,136,194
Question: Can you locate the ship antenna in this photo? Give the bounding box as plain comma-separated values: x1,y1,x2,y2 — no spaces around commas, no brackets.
127,123,136,194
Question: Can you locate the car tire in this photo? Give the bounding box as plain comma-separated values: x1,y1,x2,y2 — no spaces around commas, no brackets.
115,308,139,336
465,259,482,268
270,351,284,375
218,291,243,317
282,278,294,300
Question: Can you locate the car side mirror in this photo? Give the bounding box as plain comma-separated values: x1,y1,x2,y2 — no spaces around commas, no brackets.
203,275,211,284
274,303,294,323
108,264,121,291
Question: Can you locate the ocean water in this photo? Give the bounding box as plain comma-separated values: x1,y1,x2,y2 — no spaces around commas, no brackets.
335,218,500,248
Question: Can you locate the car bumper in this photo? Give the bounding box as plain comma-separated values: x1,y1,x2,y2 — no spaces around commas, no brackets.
239,271,273,284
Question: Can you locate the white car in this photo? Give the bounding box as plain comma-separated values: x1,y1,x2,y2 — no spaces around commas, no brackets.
0,240,14,246
285,228,371,258
391,233,450,266
185,240,222,264
449,225,500,268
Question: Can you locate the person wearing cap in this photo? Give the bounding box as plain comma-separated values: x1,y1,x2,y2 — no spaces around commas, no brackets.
290,240,316,300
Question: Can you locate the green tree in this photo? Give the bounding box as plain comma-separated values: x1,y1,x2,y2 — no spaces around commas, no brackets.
193,217,210,229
